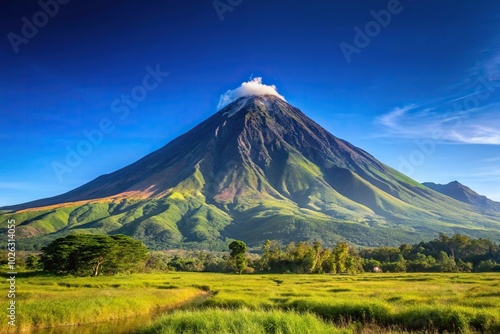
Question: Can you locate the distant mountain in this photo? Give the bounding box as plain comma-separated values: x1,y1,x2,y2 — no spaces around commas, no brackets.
2,95,500,249
423,181,500,212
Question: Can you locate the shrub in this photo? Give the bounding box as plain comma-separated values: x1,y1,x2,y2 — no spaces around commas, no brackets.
243,267,255,274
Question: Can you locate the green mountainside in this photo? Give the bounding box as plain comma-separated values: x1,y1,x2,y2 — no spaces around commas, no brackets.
2,95,500,249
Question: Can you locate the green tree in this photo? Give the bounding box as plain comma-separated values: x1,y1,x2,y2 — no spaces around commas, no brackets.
26,254,40,270
475,260,498,272
41,234,148,276
321,249,337,273
229,240,247,274
457,259,473,272
395,254,407,273
145,251,170,272
334,242,349,274
437,251,457,272
260,240,273,271
310,241,323,273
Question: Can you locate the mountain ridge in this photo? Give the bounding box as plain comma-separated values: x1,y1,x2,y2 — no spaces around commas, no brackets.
422,181,500,212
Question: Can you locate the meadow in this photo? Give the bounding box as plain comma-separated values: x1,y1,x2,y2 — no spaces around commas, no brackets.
2,272,499,333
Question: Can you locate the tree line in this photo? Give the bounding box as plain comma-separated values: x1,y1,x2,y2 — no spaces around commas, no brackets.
2,233,499,276
145,233,500,274
360,233,500,273
146,234,500,274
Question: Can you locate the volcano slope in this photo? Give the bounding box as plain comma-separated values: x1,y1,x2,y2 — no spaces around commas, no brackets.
2,95,500,249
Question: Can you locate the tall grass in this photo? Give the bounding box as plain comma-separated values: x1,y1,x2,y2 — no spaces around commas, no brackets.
5,272,499,333
136,308,348,334
4,273,206,333
17,287,203,329
173,272,500,333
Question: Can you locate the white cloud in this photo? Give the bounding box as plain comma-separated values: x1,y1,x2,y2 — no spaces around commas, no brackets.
377,102,500,145
217,77,285,110
377,104,417,128
448,126,500,145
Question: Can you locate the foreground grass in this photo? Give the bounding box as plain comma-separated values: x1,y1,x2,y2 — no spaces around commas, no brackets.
136,308,348,334
148,272,500,333
2,273,206,333
3,272,499,333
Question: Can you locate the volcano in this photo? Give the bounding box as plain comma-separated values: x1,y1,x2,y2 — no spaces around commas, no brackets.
2,95,500,248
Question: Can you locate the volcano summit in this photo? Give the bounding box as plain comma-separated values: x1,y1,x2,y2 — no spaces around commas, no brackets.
2,95,500,249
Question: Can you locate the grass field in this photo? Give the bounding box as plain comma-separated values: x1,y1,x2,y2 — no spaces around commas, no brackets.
2,272,499,333
2,273,207,333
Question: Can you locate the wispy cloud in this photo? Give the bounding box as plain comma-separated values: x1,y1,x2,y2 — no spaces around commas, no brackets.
388,49,500,146
378,104,418,129
448,126,500,145
376,102,500,145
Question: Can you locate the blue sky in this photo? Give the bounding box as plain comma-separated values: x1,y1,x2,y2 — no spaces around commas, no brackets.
1,0,500,206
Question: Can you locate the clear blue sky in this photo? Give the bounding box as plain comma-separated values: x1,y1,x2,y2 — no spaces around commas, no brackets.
1,0,500,206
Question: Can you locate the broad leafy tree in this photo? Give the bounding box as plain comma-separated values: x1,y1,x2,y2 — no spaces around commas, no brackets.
229,240,247,274
41,234,148,276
